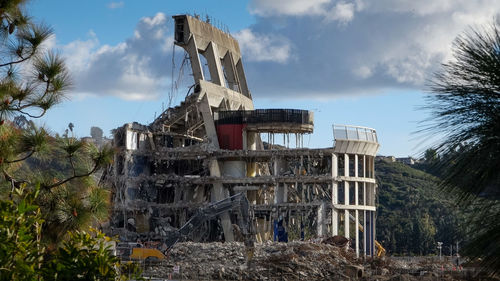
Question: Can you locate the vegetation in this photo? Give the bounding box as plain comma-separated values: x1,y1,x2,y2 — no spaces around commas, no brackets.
376,158,466,255
0,187,142,280
15,128,113,246
0,186,43,280
0,0,141,279
420,22,500,272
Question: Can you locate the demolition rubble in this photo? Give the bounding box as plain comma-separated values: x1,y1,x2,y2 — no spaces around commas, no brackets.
143,240,474,281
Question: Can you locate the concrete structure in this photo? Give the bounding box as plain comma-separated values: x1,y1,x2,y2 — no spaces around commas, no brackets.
102,14,380,257
332,124,379,257
396,157,417,165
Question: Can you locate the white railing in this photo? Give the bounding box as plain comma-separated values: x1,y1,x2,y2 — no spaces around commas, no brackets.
333,124,378,143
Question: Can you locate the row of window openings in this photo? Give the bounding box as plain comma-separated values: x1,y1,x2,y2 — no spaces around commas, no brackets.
337,155,375,178
336,183,375,206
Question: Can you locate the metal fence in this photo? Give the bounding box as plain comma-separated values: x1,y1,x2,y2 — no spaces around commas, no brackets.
215,109,313,126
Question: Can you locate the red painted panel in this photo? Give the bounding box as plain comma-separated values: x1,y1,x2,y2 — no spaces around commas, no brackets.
216,124,246,150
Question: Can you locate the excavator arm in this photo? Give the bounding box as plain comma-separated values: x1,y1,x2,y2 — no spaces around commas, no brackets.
347,213,386,257
162,192,254,251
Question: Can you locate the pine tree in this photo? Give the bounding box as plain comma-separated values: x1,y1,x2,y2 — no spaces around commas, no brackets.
422,22,500,273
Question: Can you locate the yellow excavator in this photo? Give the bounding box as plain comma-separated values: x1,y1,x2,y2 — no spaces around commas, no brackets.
116,192,255,263
347,213,386,257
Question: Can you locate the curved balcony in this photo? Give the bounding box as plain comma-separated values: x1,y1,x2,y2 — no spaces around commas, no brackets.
333,124,379,156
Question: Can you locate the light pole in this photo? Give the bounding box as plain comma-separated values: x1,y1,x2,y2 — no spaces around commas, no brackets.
437,242,443,260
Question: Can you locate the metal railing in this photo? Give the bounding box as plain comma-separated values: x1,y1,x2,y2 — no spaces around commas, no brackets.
215,109,313,126
333,124,378,143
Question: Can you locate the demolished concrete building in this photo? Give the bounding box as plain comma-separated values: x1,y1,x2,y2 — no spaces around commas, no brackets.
102,14,380,257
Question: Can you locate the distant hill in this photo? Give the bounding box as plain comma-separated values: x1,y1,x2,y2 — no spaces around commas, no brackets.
375,158,466,255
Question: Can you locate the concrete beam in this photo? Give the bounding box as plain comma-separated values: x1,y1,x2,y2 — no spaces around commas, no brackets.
186,35,204,83
235,59,250,98
222,51,239,92
204,42,225,86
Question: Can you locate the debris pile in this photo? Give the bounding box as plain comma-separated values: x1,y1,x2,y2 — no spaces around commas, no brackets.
144,241,358,280
141,241,487,280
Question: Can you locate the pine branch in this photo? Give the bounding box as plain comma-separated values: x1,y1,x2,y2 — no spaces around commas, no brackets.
6,149,35,163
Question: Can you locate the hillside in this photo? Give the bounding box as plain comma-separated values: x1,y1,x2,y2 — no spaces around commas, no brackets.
375,158,466,255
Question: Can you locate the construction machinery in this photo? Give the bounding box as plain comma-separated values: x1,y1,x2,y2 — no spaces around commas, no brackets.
116,242,166,262
348,213,386,257
117,192,255,262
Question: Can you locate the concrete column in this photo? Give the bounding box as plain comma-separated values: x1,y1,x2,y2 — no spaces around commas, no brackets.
274,183,288,204
186,35,204,83
317,202,327,237
370,211,374,256
332,153,339,235
344,209,350,239
235,59,250,97
209,160,234,242
275,184,283,204
199,95,219,149
344,154,349,177
205,42,225,86
247,131,257,150
242,129,247,150
193,185,205,202
344,153,350,238
283,184,288,203
363,155,366,207
222,51,239,91
256,218,266,243
373,211,377,256
354,154,358,178
363,155,366,178
372,156,375,178
345,181,349,206
332,153,338,178
363,210,367,256
199,96,233,241
355,209,359,258
370,156,375,178
355,182,359,206
366,211,375,257
332,181,338,236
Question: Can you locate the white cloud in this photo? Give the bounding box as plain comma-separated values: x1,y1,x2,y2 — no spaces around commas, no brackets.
353,65,372,79
235,29,292,63
241,0,500,98
60,13,172,101
108,1,124,9
249,0,331,16
249,0,364,24
326,2,355,23
57,1,500,102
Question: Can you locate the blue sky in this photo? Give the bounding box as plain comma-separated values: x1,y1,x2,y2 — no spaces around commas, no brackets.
29,0,500,157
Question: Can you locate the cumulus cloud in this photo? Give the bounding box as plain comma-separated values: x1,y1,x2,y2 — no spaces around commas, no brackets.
326,2,355,24
57,2,500,101
234,29,291,63
108,1,124,9
249,0,363,24
61,13,173,100
249,0,330,17
241,0,500,98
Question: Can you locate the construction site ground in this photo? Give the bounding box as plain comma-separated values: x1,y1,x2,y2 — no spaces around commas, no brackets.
137,241,496,281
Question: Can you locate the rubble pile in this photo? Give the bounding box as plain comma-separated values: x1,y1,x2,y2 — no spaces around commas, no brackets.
144,241,357,280
142,241,491,280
